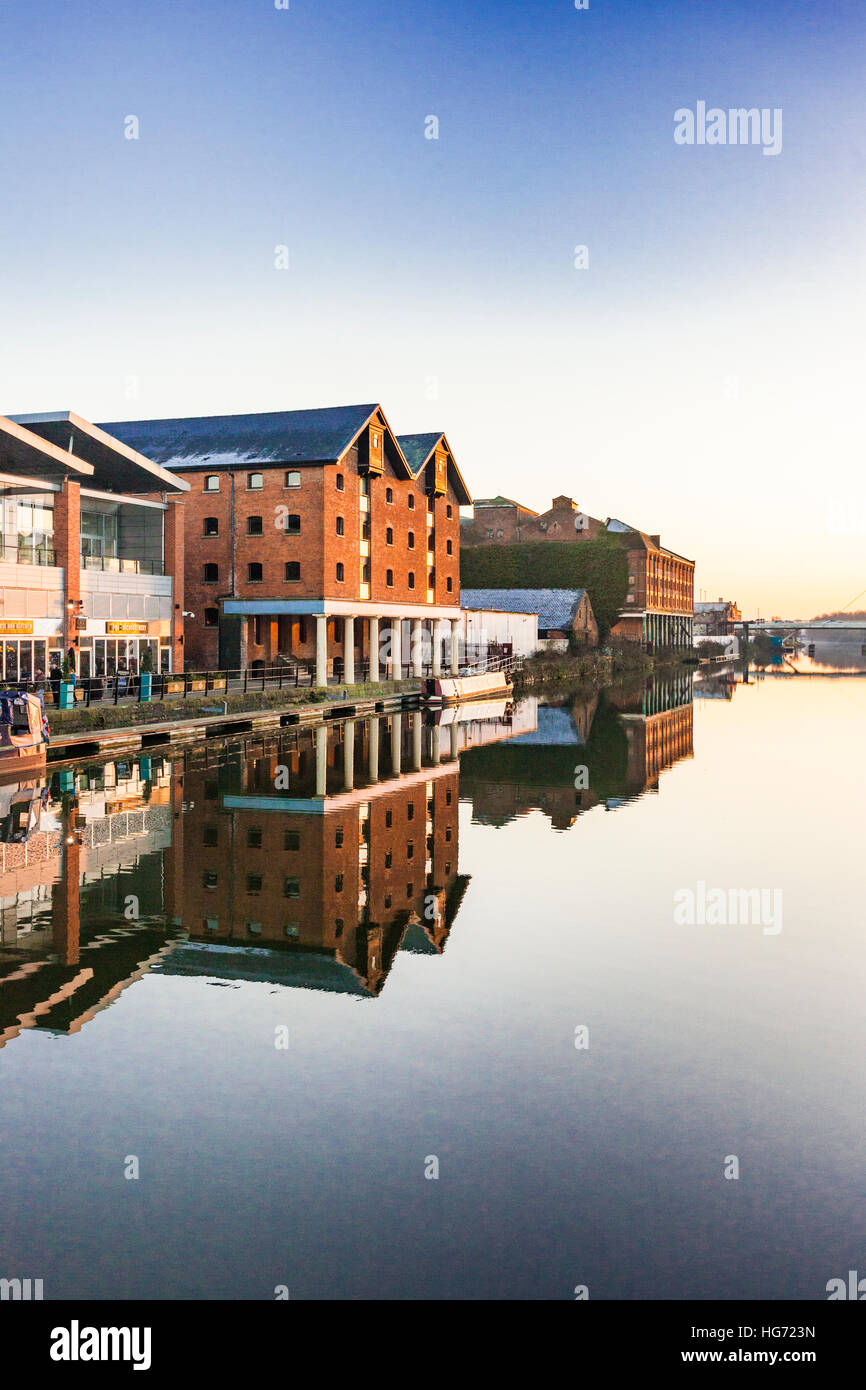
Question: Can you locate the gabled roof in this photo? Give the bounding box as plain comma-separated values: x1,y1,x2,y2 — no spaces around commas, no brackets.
8,411,188,493
473,495,537,513
96,404,392,472
397,430,472,505
397,432,443,473
461,587,591,630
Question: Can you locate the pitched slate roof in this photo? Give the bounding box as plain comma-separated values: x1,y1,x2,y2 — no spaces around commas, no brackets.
397,432,442,473
397,430,472,505
97,404,382,471
461,588,590,631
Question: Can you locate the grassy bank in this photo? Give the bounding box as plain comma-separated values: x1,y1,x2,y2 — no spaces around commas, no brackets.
513,642,693,693
48,680,420,736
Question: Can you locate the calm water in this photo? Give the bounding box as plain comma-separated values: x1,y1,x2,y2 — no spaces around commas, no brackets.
0,666,863,1300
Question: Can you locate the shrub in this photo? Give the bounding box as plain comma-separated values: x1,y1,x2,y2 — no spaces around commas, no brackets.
461,538,628,637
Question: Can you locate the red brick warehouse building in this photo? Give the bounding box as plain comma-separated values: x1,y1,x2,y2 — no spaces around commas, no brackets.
100,405,472,684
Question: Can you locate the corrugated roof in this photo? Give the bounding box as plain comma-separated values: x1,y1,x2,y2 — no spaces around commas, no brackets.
97,404,381,470
462,588,588,630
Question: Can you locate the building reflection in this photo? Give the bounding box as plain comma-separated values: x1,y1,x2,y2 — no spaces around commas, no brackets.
0,685,696,1041
164,714,471,997
459,676,694,828
0,761,175,1047
0,705,534,1043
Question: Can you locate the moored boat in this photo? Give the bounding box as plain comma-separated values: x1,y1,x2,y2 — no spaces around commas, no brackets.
423,671,512,705
0,691,49,782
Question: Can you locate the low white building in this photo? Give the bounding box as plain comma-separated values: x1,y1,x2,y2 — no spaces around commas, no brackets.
458,603,538,661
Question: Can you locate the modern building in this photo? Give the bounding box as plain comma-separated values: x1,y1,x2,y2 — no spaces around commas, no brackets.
461,587,598,651
100,405,472,682
1,412,188,682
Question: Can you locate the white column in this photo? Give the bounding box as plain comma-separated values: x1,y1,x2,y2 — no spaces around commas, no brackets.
315,723,328,797
411,618,423,678
431,726,441,766
391,618,402,682
431,619,442,677
369,616,380,682
368,716,380,781
450,618,460,675
344,615,355,684
450,722,459,760
412,712,423,771
315,614,328,688
343,720,355,791
390,712,402,774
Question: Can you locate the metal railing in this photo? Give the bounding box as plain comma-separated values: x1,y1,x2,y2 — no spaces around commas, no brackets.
0,541,57,567
80,554,164,575
8,650,522,711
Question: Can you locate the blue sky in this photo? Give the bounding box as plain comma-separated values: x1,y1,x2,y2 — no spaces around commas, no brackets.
1,0,864,613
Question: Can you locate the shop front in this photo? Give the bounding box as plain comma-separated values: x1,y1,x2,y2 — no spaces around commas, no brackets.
0,620,62,683
77,621,172,679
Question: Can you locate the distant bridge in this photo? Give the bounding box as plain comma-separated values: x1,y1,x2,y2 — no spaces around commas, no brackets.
734,619,866,633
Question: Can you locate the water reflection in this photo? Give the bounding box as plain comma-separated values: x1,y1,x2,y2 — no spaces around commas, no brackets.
460,675,694,828
0,679,696,1042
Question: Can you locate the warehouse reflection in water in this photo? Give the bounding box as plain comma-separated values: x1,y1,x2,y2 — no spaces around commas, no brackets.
0,676,695,1043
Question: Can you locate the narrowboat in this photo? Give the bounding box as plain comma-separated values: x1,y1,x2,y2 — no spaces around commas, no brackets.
0,691,49,782
423,671,513,706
